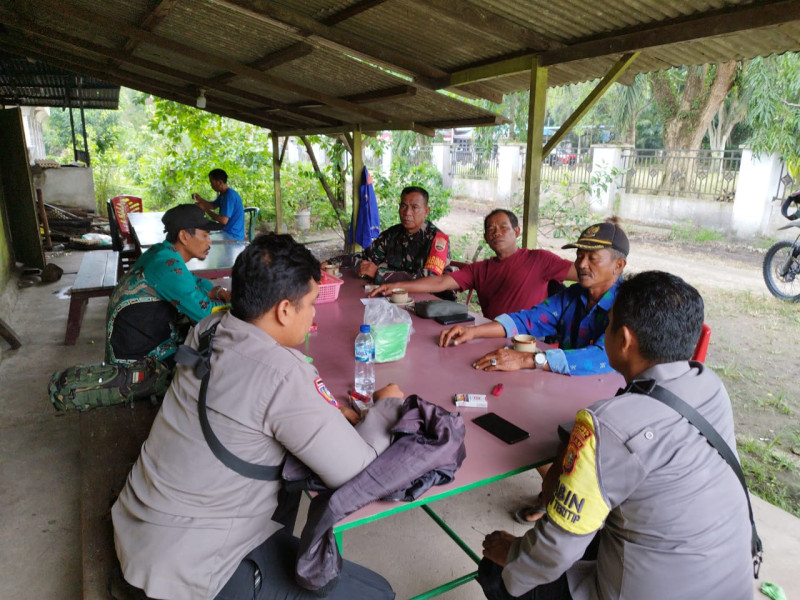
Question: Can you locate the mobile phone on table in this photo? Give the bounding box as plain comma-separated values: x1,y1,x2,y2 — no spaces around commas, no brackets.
434,314,475,326
472,412,530,445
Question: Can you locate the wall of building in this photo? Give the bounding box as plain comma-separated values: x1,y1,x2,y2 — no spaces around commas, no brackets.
32,166,96,212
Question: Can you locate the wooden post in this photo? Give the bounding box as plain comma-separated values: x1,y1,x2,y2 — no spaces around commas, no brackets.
36,188,52,248
271,132,283,233
350,126,364,252
522,58,548,249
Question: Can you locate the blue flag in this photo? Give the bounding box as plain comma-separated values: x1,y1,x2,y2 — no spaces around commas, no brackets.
351,166,381,249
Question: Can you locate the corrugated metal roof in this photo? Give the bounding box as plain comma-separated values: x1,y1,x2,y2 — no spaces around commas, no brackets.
0,53,120,109
1,0,799,135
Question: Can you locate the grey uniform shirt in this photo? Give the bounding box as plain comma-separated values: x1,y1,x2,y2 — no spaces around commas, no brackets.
503,361,752,600
112,312,402,600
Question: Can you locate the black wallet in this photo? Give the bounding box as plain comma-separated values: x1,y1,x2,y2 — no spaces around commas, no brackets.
414,300,468,319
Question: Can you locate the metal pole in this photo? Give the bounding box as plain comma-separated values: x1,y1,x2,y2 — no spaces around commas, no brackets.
271,132,283,233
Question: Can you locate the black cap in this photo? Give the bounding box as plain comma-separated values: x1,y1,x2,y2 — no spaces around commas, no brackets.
162,204,224,235
562,222,629,257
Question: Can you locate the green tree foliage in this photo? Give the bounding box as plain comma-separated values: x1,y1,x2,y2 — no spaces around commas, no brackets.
373,157,451,230
744,53,800,175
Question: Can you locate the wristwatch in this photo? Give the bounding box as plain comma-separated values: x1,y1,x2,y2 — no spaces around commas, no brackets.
534,351,548,368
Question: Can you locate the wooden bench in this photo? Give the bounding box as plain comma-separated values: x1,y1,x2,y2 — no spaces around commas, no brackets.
65,250,119,345
80,402,159,598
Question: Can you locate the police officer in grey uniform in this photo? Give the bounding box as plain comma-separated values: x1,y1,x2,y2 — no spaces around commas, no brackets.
112,233,399,600
477,271,752,600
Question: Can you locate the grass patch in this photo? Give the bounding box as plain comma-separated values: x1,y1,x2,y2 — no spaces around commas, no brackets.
755,393,793,415
739,436,800,517
669,222,726,243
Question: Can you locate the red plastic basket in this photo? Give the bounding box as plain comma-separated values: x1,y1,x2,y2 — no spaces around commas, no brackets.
315,271,343,304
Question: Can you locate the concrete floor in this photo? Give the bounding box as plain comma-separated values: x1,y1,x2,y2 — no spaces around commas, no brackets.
1,250,798,599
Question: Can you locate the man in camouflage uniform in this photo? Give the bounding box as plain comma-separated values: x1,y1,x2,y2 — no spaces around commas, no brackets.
324,186,454,298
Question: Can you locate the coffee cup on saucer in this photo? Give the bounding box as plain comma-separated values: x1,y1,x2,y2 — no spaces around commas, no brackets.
322,264,340,277
390,288,409,304
512,334,537,352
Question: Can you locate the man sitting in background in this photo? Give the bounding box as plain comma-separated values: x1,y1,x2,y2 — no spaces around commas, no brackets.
105,204,230,370
193,168,246,241
323,186,454,298
369,209,576,319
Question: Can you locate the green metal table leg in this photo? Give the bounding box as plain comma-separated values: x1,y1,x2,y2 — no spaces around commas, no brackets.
408,571,479,600
421,504,482,564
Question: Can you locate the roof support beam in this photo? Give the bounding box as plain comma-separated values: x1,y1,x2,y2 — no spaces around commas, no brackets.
539,0,800,66
30,1,396,123
271,133,284,234
321,0,391,26
208,0,502,103
208,43,314,86
522,58,547,249
115,0,180,66
276,121,435,137
407,0,560,51
351,126,364,252
288,85,416,109
542,52,640,156
0,14,338,126
428,0,800,89
0,40,289,131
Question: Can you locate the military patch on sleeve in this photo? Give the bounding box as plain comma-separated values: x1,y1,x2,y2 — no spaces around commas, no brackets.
547,409,609,535
314,377,339,407
424,232,449,275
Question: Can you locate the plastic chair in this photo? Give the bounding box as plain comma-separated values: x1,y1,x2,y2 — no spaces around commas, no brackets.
244,207,260,242
107,197,142,275
692,323,712,363
110,195,143,245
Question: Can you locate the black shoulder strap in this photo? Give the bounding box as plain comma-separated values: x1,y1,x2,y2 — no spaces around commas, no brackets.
175,323,282,481
627,379,763,578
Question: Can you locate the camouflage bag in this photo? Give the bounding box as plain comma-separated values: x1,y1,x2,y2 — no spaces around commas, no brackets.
48,357,173,412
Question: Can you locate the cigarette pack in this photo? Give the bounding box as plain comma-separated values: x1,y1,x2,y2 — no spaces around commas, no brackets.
454,393,488,408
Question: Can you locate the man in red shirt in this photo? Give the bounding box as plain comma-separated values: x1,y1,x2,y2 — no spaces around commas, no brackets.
369,209,576,319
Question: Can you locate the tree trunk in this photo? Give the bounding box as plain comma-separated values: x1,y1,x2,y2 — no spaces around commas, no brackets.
650,61,738,193
298,135,350,240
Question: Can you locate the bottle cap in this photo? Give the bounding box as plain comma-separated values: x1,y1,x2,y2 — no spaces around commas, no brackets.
360,324,370,333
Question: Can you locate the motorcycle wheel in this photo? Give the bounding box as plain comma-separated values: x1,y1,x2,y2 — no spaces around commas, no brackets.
762,240,800,301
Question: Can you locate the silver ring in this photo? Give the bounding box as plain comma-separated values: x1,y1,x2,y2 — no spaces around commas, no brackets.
490,358,497,366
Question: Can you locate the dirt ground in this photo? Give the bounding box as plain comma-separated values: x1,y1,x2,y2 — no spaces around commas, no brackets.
310,202,800,513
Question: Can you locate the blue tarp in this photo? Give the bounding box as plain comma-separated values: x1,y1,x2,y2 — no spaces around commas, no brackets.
350,166,381,249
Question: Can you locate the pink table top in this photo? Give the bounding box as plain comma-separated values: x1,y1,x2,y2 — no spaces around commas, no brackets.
300,268,624,529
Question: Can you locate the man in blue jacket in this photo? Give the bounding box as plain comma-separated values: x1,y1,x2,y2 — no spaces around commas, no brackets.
439,221,628,377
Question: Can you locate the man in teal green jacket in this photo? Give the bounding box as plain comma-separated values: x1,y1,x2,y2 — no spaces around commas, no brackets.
105,204,231,368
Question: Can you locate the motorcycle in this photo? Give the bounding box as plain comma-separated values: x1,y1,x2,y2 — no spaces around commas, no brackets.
763,192,800,301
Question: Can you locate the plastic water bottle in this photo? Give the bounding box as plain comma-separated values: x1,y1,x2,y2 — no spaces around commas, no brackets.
354,324,375,407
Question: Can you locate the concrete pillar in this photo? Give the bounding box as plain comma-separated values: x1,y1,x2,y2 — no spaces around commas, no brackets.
589,144,628,213
496,143,524,208
433,143,453,189
732,148,784,238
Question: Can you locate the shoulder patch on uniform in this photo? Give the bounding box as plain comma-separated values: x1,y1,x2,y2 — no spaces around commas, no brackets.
314,377,339,407
547,409,610,535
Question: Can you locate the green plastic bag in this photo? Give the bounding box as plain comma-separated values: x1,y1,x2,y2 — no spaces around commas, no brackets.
363,299,413,363
373,323,411,362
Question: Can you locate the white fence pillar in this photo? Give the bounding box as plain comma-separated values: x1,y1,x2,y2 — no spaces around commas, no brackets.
732,149,783,238
433,143,453,189
589,144,629,214
496,143,523,208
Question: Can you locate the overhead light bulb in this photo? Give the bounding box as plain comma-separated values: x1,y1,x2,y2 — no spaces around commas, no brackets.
196,89,207,109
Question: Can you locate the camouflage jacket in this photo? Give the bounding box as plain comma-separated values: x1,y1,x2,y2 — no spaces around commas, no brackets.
331,222,452,284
